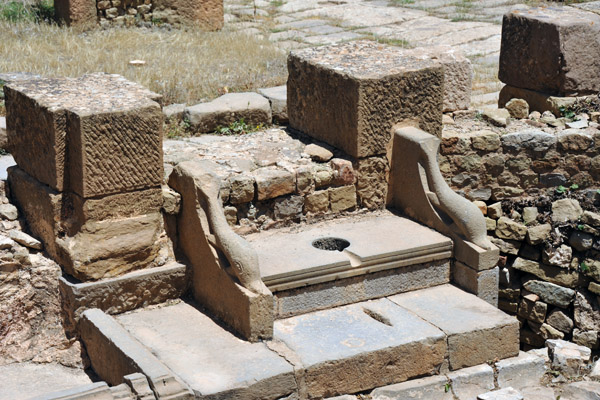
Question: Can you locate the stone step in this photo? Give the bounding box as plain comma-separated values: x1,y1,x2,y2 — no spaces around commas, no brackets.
81,284,519,400
246,213,453,317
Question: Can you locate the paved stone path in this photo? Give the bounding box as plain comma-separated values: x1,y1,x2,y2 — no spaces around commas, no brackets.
224,0,530,109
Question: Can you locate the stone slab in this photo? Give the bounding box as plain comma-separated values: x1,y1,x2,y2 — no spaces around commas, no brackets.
258,85,288,123
30,382,113,400
447,364,495,400
499,6,600,96
288,41,443,158
274,298,447,398
389,284,520,370
60,261,188,330
248,214,452,291
5,73,163,196
453,263,499,306
496,351,546,390
272,260,450,318
117,302,297,400
0,362,94,400
370,375,452,400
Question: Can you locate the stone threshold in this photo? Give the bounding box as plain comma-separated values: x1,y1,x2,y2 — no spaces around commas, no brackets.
79,284,519,400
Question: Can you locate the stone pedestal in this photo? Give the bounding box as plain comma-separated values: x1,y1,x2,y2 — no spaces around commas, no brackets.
288,41,443,159
5,73,164,281
499,6,600,96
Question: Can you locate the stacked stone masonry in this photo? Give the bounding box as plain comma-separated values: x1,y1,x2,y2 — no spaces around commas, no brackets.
482,195,600,351
4,73,165,281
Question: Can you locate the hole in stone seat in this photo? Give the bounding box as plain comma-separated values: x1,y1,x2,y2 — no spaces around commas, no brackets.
312,237,350,252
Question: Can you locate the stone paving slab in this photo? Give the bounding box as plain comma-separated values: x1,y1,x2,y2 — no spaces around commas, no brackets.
274,297,447,398
389,284,520,370
117,302,297,400
0,362,93,400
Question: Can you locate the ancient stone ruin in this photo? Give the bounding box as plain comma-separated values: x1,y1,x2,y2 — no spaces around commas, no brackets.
54,0,223,28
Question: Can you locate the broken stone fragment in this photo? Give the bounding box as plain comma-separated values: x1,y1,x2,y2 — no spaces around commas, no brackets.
523,280,575,308
505,98,529,119
482,108,510,127
9,229,42,250
547,339,591,377
304,143,333,162
0,203,18,221
551,198,583,223
161,186,181,215
495,217,527,241
258,85,287,123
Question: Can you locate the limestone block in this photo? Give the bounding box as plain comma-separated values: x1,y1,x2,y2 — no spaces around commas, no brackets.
329,185,357,212
252,167,295,200
400,45,472,112
452,263,499,306
258,85,288,123
447,364,494,400
477,387,523,400
499,7,600,96
496,351,546,390
517,297,547,324
495,217,527,241
454,238,499,271
505,98,529,119
561,381,600,400
184,93,271,133
153,0,223,29
5,74,163,197
551,198,583,223
522,280,575,308
547,339,591,377
229,174,255,204
354,156,388,210
511,257,586,288
547,309,574,334
304,190,329,213
288,41,443,158
54,0,97,27
371,375,452,400
526,224,551,245
390,285,519,371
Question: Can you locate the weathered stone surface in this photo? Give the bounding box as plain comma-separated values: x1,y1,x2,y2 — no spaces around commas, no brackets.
453,263,499,306
496,351,546,390
258,85,288,123
547,339,591,377
471,130,501,151
547,309,574,334
501,130,556,153
490,237,520,255
163,103,186,121
0,203,17,221
483,108,510,127
80,309,193,398
552,198,583,223
560,381,600,400
487,202,503,219
330,158,355,186
499,7,600,96
0,117,7,150
253,167,295,200
569,231,594,252
152,0,223,29
517,297,547,324
523,280,575,308
526,224,551,245
477,387,523,400
559,129,594,151
54,0,97,27
6,74,163,198
161,186,181,215
582,210,600,226
496,217,527,241
390,284,519,370
304,143,333,162
288,41,443,158
124,373,155,400
184,93,271,134
354,156,388,209
275,298,447,398
574,291,600,332
512,257,585,288
529,321,565,340
371,375,452,400
505,98,529,119
118,302,295,399
304,190,329,213
273,195,304,220
519,387,555,400
329,185,357,212
573,328,599,349
229,174,256,204
447,364,494,400
8,230,42,250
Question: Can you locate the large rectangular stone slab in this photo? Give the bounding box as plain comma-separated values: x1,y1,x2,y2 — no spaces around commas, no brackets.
499,6,600,96
117,302,297,400
5,73,163,197
274,298,447,398
288,41,443,158
389,284,519,370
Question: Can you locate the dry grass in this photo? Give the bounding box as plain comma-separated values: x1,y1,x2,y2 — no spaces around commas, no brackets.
0,20,288,105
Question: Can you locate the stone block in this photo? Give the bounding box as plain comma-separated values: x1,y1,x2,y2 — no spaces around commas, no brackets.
496,351,546,390
498,85,597,115
454,238,499,271
447,364,494,400
329,185,357,212
511,257,586,288
453,263,499,306
304,190,329,214
526,224,551,245
354,156,389,209
59,262,188,331
522,280,575,308
253,167,295,200
229,174,255,204
274,298,447,398
517,297,547,324
184,93,271,133
477,387,523,400
371,375,452,400
561,381,600,400
54,0,97,27
495,217,527,241
153,0,223,30
118,302,296,399
80,309,193,398
499,7,600,96
123,373,155,400
390,285,519,370
5,74,163,197
288,41,443,158
258,85,288,123
547,339,591,377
